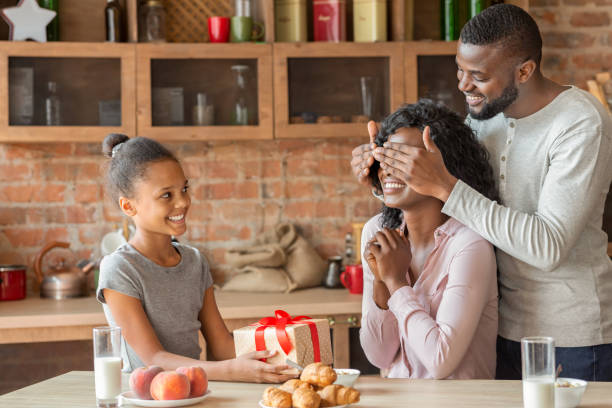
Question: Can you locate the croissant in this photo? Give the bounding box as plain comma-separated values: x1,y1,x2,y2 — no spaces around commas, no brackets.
279,379,314,394
262,386,292,408
317,384,361,407
292,387,321,408
299,363,337,387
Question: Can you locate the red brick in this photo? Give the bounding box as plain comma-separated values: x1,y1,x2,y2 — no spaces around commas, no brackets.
530,0,559,5
215,202,261,221
75,163,101,180
44,207,67,224
0,207,26,225
75,184,101,203
352,199,380,218
315,243,343,260
0,164,30,181
563,0,612,5
542,53,569,72
572,53,612,70
3,228,45,247
278,140,321,156
188,202,214,223
315,201,345,218
78,225,106,245
66,205,96,224
182,162,202,179
542,32,596,48
239,161,262,179
205,161,239,180
3,143,72,159
33,185,66,202
286,180,316,199
0,250,26,265
284,202,316,218
74,143,101,156
205,224,251,241
0,185,35,203
262,160,282,178
43,227,70,243
532,10,557,25
570,11,610,27
262,181,283,199
286,158,341,177
205,181,258,199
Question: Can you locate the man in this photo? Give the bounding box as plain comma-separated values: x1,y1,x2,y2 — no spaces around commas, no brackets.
351,4,612,380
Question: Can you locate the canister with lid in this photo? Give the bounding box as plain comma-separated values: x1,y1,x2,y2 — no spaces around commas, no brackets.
275,0,307,42
353,0,387,42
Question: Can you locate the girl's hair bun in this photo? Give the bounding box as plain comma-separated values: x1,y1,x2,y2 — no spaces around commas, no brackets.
102,133,130,158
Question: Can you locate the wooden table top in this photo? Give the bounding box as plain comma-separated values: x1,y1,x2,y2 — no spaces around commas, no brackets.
0,287,362,329
2,371,612,408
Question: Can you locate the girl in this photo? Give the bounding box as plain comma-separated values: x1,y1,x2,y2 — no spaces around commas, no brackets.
360,100,500,379
97,133,294,383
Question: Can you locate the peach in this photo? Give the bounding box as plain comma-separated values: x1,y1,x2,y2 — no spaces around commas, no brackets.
150,371,191,401
176,366,208,398
129,365,164,400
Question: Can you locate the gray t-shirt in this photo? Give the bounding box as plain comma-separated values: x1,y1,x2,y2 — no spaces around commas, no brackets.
443,86,612,347
96,242,213,371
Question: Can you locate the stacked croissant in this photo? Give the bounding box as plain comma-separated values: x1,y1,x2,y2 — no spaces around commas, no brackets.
263,363,361,408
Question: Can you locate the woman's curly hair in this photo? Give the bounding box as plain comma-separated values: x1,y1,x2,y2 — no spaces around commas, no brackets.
369,99,500,229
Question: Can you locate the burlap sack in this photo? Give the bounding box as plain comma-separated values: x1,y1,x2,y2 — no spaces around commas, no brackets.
258,223,327,289
225,244,286,268
221,266,297,293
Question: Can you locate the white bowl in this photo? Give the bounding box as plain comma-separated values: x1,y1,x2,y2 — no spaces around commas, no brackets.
333,368,360,387
555,378,587,408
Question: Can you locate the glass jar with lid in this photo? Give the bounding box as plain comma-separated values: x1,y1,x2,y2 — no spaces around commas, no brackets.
140,0,166,42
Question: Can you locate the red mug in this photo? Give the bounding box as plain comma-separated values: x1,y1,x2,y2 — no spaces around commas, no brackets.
208,16,230,43
340,264,363,294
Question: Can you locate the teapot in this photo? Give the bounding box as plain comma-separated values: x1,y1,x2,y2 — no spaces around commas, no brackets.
34,241,93,299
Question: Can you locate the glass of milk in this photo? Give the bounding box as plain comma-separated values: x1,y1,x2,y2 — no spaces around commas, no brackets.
93,326,122,407
521,336,555,408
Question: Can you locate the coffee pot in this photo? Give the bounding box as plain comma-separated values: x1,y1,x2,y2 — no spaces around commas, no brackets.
323,256,343,288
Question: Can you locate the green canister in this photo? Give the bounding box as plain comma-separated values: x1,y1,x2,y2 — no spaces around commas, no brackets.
469,0,487,19
353,0,387,42
275,0,307,42
441,0,459,41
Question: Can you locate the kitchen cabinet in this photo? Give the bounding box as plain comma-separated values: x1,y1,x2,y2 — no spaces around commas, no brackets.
273,42,404,139
136,43,273,141
0,41,135,142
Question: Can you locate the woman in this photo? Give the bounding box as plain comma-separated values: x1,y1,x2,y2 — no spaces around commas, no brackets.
360,99,500,379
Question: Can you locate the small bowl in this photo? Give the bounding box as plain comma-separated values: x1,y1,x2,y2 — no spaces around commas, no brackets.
333,368,360,387
555,378,587,408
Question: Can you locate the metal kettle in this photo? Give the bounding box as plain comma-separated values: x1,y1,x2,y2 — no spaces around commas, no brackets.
323,256,343,288
34,241,93,299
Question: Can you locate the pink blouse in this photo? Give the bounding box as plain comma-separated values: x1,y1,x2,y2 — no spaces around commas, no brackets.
359,215,498,379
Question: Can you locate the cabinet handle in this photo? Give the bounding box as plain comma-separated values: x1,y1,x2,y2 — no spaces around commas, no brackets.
347,316,359,326
327,317,336,326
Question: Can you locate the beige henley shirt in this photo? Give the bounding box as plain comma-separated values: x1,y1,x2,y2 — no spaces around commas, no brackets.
442,86,612,347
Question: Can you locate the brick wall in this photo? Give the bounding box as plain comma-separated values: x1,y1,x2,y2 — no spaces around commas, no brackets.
0,139,379,286
532,0,612,87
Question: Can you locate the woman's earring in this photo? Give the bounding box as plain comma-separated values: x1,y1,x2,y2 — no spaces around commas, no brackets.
371,188,384,202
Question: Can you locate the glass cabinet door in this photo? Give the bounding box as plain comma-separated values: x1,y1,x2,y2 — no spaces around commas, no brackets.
137,43,273,141
274,43,404,139
0,42,135,143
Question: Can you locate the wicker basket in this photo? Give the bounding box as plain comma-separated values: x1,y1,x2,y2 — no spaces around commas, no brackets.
165,0,233,43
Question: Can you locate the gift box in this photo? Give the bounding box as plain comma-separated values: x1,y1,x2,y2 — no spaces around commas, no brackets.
234,310,333,369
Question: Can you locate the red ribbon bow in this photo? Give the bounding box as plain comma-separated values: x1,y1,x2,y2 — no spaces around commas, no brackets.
251,310,321,363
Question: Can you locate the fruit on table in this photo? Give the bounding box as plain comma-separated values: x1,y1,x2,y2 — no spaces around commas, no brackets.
129,365,164,400
150,371,191,400
176,366,208,398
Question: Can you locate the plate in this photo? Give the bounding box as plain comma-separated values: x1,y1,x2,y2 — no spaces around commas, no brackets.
258,400,346,408
119,390,211,407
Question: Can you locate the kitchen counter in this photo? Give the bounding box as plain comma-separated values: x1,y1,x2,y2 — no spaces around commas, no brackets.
2,370,612,407
0,287,362,368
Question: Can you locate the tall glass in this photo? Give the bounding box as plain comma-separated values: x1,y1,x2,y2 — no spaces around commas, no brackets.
93,326,122,408
521,336,555,408
360,76,376,120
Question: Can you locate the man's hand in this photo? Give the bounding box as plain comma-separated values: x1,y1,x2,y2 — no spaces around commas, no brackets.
372,126,458,202
368,228,412,295
351,121,378,186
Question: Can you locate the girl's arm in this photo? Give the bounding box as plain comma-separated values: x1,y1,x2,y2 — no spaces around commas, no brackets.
198,286,297,383
104,288,294,383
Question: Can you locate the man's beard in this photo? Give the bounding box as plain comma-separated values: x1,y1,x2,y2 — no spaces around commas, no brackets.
468,82,519,120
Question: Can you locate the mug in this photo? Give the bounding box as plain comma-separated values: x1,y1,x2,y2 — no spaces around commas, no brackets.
208,16,230,43
230,16,265,42
340,264,363,294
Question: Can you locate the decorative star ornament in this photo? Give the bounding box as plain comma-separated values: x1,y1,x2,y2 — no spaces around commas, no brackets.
1,0,57,42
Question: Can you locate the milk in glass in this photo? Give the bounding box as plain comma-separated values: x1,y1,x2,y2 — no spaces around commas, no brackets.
522,377,554,408
94,356,122,399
